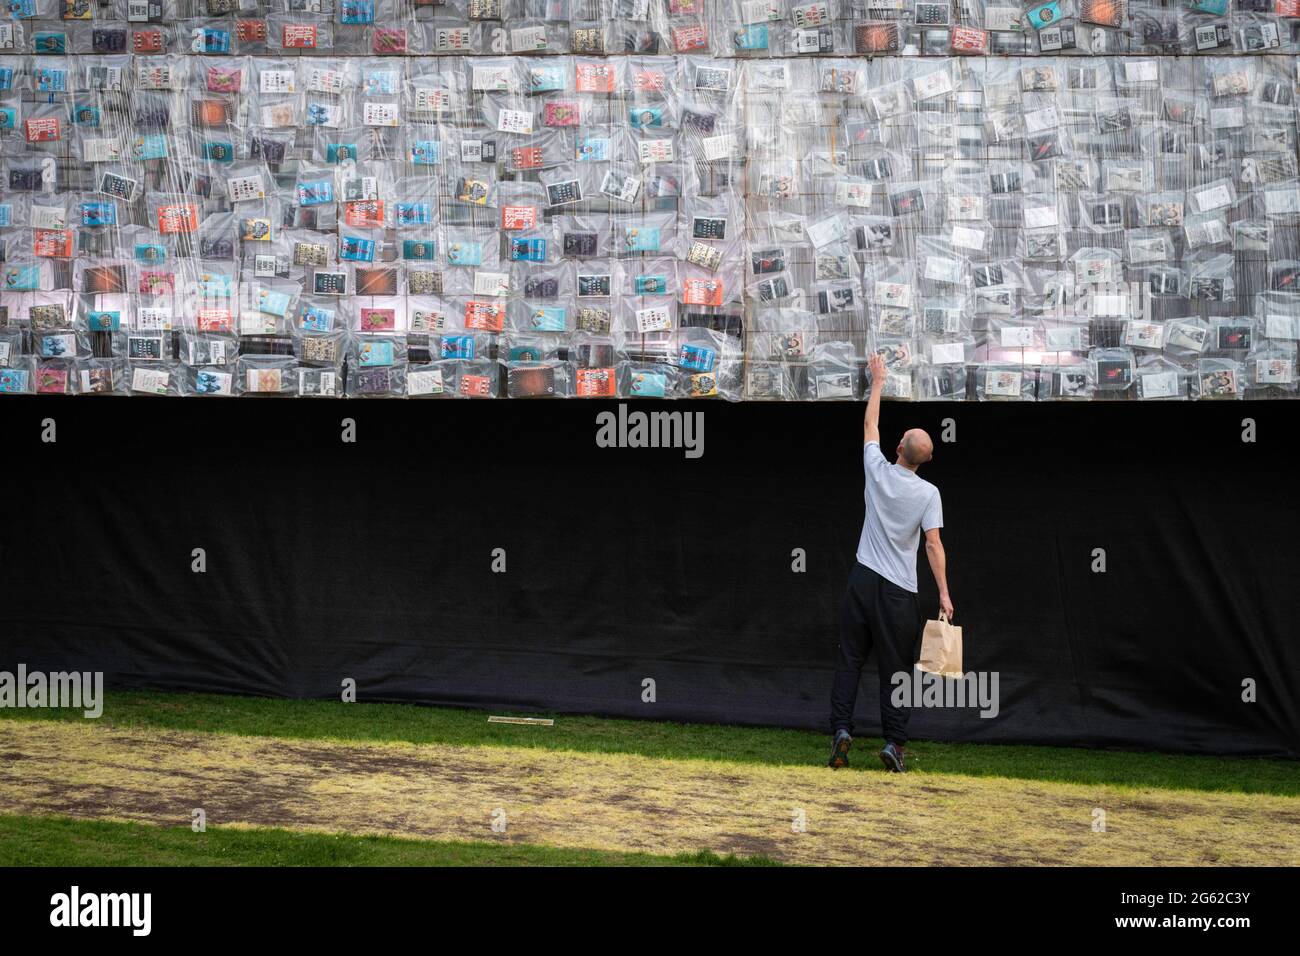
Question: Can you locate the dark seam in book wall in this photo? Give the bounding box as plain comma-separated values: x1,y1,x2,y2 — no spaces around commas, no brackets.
1,1,1299,400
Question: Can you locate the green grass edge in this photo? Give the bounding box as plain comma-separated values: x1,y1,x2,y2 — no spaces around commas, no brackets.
0,814,781,867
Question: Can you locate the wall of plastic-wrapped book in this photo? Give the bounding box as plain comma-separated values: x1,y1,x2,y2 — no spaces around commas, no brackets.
1,2,1299,399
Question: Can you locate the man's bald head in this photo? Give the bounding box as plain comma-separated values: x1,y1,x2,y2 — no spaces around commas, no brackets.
898,429,934,467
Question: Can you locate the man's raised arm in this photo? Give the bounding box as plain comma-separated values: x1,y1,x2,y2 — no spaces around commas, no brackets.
864,353,886,445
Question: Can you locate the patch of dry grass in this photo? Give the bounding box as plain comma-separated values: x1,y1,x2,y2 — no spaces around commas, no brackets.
2,721,1297,866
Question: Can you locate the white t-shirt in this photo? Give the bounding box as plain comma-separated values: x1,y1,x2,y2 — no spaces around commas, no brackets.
855,441,943,593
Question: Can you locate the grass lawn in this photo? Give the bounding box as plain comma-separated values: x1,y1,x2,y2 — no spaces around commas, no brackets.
1,690,1296,797
3,693,1298,867
0,815,777,867
5,716,1299,866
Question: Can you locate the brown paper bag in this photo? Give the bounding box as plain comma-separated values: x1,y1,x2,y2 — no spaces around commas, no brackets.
916,613,963,679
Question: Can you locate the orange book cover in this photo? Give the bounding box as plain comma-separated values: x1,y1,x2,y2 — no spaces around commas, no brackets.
682,278,724,307
576,368,616,397
464,301,505,332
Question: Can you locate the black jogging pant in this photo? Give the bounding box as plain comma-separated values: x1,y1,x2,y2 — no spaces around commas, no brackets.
829,562,921,745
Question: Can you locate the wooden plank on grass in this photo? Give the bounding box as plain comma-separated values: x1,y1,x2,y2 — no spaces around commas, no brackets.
487,716,554,726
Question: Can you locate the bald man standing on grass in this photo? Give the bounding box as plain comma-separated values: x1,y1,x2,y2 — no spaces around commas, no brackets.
828,354,953,774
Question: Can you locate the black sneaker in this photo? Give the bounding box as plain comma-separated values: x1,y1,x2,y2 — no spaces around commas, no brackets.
828,730,852,769
879,741,906,773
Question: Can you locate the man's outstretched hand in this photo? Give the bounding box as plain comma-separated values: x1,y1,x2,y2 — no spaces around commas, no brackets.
868,353,886,392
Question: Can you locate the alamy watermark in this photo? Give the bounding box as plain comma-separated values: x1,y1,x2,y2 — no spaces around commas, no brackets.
891,669,1000,719
0,665,103,718
1051,281,1152,323
595,404,704,459
50,886,151,936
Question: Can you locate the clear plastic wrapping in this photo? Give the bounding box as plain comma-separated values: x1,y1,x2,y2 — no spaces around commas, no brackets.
3,42,1300,400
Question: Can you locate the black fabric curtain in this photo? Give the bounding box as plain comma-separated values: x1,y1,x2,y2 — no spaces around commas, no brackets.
2,396,1295,756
